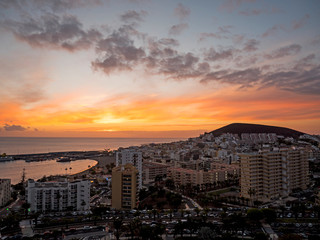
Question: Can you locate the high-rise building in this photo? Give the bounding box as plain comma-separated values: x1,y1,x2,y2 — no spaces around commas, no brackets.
116,149,142,189
112,164,138,210
240,148,309,202
26,179,90,212
0,179,11,207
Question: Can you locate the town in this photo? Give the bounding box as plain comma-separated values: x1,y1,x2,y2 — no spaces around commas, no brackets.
1,124,320,240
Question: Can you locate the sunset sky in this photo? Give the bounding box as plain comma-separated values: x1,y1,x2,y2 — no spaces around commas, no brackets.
0,0,319,138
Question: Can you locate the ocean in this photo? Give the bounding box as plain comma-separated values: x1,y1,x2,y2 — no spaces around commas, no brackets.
0,137,184,184
0,137,184,155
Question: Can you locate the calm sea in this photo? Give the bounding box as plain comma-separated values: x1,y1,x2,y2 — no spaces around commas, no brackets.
0,137,183,184
0,137,184,155
0,159,98,184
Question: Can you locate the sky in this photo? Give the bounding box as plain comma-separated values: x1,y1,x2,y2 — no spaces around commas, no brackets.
0,0,320,138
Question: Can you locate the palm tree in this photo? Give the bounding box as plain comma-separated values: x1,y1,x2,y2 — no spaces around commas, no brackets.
195,208,200,217
247,188,256,206
127,218,141,240
152,209,157,221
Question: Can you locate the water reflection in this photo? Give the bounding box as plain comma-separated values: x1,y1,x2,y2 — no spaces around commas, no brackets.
0,159,97,184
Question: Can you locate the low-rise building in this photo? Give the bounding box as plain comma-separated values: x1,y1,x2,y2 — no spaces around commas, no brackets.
167,164,239,187
26,179,90,212
142,162,169,184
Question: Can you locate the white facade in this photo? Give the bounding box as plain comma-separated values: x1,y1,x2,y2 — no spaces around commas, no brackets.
0,179,11,207
116,149,142,189
26,179,90,212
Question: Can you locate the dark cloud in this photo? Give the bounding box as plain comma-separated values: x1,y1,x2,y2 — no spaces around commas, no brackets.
292,14,309,30
262,24,285,38
2,14,102,51
91,23,319,96
294,54,316,71
0,0,21,9
235,55,258,68
174,3,190,20
120,10,148,23
158,38,179,46
158,53,200,78
205,48,235,61
201,68,261,87
262,64,320,95
169,23,188,35
200,56,320,95
265,44,301,59
243,39,259,52
3,124,27,131
92,26,146,74
144,37,210,79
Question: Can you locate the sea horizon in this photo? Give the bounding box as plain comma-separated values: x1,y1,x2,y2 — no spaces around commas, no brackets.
0,137,186,155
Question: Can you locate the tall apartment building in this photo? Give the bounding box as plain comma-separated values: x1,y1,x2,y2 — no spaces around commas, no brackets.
240,148,309,202
26,179,90,212
116,149,142,189
0,179,11,207
112,164,138,210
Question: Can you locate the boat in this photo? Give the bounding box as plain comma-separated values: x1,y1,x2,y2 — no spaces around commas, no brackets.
56,157,71,162
0,156,14,162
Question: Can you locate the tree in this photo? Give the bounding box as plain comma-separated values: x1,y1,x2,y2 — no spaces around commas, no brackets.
127,218,141,240
140,225,153,240
195,207,200,217
247,188,256,205
165,179,174,189
198,226,217,240
113,217,123,240
21,202,31,216
174,220,184,238
254,233,268,240
247,208,263,223
261,208,277,223
279,234,303,240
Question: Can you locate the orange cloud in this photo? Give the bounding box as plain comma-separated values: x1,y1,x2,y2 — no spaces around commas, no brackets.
1,86,319,137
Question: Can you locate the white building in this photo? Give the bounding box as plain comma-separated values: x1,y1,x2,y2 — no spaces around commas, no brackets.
0,179,11,207
116,149,142,189
26,179,90,213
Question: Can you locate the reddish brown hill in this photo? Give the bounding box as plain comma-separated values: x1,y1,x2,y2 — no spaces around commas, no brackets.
209,123,304,139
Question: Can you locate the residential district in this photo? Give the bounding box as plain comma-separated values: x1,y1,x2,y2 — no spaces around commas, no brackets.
1,129,320,240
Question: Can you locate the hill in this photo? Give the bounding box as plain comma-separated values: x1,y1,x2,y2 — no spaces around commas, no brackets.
209,123,305,139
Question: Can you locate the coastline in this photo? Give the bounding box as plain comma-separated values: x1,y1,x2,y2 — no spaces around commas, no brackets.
69,154,115,179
